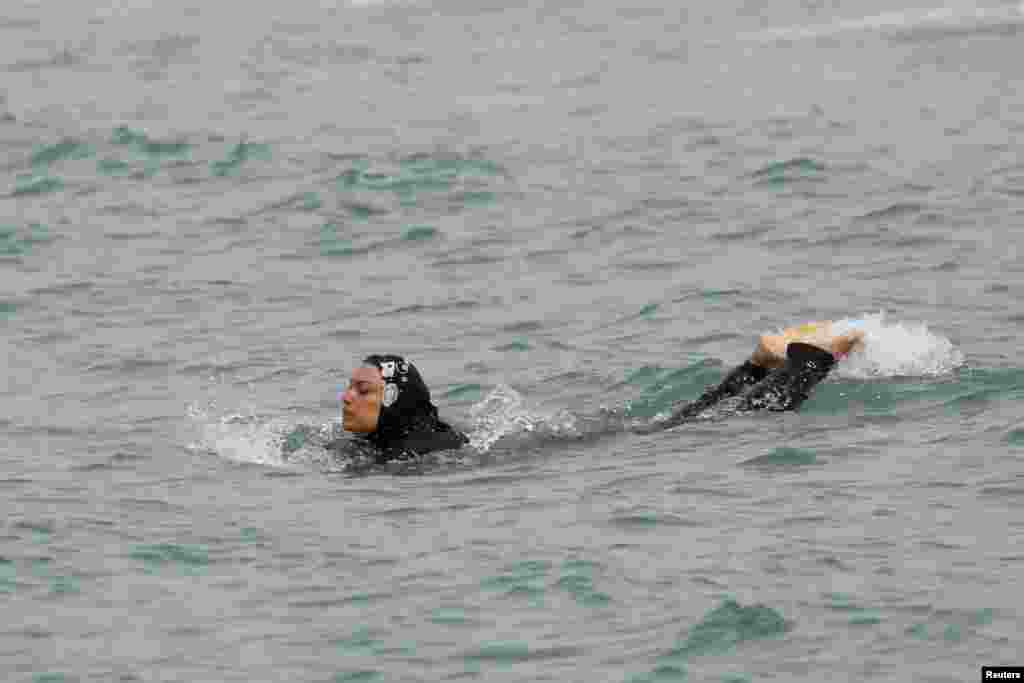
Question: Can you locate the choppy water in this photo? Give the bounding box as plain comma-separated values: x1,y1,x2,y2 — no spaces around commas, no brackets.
3,0,1023,681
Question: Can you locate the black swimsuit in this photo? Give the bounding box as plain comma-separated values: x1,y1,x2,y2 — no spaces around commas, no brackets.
368,417,468,463
651,342,837,431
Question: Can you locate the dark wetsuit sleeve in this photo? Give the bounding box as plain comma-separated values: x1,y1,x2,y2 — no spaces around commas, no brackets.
735,342,836,412
399,428,468,455
656,359,771,429
639,342,837,433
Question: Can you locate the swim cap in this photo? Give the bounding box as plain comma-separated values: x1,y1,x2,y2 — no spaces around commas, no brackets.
361,354,439,446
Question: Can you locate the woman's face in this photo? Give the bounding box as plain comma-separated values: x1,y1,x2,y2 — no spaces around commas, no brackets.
341,366,384,433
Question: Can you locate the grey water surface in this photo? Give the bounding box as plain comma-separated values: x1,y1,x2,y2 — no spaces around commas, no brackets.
2,0,1023,681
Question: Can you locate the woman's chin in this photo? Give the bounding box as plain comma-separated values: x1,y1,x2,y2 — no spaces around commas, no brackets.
342,417,372,434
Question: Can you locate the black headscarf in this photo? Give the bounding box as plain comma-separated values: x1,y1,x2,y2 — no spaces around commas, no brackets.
361,354,450,451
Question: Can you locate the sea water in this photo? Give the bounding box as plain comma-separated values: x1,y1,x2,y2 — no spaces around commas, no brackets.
2,0,1022,681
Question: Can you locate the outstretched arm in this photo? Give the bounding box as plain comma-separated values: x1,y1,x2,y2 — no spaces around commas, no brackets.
641,320,864,432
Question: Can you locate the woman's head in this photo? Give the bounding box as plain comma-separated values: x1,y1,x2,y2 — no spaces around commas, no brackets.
340,355,437,440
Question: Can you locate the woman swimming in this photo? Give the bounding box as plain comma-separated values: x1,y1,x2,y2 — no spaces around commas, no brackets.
337,354,468,463
332,322,864,460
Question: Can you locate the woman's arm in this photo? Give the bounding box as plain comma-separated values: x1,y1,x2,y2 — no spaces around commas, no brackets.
641,320,864,432
737,341,837,412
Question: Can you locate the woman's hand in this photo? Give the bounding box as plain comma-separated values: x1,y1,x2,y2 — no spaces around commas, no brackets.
829,329,865,358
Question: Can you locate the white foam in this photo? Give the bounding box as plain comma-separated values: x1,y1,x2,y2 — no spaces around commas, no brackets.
831,311,964,379
346,0,419,6
738,3,1024,43
185,401,328,468
467,384,579,453
190,415,291,468
187,385,582,466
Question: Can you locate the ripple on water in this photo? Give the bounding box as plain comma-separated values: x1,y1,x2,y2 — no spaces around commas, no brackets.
103,127,194,184
749,157,826,187
128,543,209,575
556,558,611,607
824,592,883,626
13,520,53,543
0,557,16,593
85,356,176,376
854,202,926,222
381,299,480,316
629,599,789,682
210,141,272,177
740,447,818,468
679,599,789,654
1,549,82,599
32,674,68,683
430,606,470,625
621,361,723,419
493,338,530,352
334,626,383,657
443,383,484,404
11,174,63,197
668,485,749,500
332,153,506,221
481,559,550,604
461,641,529,672
977,485,1024,501
334,671,381,682
96,157,131,176
712,224,774,243
610,511,701,529
30,138,93,168
400,225,436,241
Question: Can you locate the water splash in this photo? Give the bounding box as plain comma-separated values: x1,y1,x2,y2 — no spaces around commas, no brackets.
467,385,579,453
188,414,292,468
829,311,964,378
737,3,1024,43
185,401,335,468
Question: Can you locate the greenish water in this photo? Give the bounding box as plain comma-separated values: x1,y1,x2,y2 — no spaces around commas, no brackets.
741,447,818,467
629,600,788,682
2,0,1022,681
129,544,210,575
623,363,729,418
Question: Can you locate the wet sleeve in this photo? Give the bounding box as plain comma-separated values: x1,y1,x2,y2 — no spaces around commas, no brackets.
736,342,836,412
649,360,771,431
